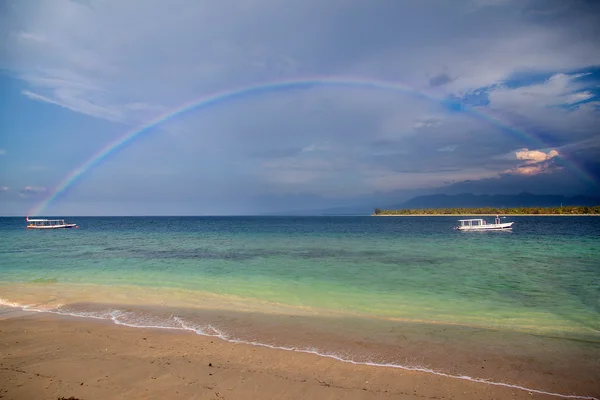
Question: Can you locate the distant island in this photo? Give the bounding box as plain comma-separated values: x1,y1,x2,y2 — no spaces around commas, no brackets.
373,205,600,216
372,193,600,216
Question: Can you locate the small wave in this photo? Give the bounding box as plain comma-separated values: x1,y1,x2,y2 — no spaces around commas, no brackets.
0,298,24,309
0,298,596,400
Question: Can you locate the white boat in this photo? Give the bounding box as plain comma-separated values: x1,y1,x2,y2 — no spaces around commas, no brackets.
455,215,513,231
26,216,78,230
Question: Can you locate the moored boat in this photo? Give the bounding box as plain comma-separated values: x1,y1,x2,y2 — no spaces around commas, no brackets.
455,215,513,231
26,216,78,229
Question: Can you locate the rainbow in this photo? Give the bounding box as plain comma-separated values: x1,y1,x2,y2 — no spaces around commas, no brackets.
29,77,597,216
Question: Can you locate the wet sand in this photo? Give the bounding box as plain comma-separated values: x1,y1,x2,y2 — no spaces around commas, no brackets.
1,310,598,400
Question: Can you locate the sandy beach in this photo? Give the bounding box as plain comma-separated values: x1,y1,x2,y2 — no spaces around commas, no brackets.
1,310,597,400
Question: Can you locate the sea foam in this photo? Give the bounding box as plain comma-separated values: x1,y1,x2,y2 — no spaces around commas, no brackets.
1,298,597,400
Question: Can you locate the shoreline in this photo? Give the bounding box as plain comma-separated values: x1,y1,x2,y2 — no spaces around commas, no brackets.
373,213,599,216
1,305,599,400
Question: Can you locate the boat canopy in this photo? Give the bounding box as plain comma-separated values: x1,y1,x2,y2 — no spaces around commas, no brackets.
457,219,487,226
26,216,77,229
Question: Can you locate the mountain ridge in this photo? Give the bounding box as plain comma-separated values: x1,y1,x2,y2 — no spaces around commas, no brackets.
395,193,600,210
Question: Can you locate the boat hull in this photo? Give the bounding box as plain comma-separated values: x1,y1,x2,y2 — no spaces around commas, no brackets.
27,224,77,229
456,222,514,231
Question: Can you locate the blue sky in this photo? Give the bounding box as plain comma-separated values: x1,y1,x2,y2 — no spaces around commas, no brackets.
1,0,599,215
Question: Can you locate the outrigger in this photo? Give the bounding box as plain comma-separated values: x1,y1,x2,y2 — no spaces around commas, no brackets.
455,215,513,231
26,216,78,229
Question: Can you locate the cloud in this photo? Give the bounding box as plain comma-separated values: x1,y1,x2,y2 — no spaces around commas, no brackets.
564,91,594,105
509,164,547,176
300,143,331,153
123,102,165,113
15,31,48,43
437,145,458,152
515,148,559,164
0,149,6,156
488,73,597,109
21,89,125,123
17,186,47,198
1,0,599,214
4,0,600,121
259,156,336,187
469,0,513,7
429,73,454,87
480,72,600,151
441,165,598,196
506,148,560,175
414,118,443,129
0,186,9,192
366,167,501,192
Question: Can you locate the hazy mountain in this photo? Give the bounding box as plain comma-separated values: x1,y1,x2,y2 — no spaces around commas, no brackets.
396,193,600,209
266,192,600,215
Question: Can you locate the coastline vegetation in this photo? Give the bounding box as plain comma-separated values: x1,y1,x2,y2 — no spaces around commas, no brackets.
373,205,600,216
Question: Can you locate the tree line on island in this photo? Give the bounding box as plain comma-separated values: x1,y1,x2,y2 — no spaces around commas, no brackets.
373,205,600,215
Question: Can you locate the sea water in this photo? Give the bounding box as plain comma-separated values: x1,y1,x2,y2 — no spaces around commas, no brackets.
1,216,599,396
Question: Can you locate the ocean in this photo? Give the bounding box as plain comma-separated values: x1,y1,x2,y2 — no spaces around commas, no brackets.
1,216,599,396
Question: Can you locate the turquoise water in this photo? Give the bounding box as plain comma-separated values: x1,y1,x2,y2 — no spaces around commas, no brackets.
1,216,599,395
1,216,598,332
